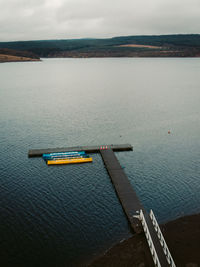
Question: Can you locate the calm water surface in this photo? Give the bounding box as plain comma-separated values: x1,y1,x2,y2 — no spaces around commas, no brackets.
0,58,200,266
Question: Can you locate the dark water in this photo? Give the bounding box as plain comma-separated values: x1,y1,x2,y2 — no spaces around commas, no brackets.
0,58,200,267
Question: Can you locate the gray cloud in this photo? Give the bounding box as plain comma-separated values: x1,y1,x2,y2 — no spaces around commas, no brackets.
0,0,199,41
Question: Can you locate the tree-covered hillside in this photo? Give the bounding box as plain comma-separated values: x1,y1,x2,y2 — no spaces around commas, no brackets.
0,34,200,58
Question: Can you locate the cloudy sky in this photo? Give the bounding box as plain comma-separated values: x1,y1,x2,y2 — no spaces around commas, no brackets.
0,0,200,41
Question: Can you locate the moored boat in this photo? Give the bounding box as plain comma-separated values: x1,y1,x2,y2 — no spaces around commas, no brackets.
44,154,89,160
47,157,93,165
43,151,86,160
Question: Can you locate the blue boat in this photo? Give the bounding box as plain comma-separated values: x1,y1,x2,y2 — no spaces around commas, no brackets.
45,154,90,160
43,151,86,160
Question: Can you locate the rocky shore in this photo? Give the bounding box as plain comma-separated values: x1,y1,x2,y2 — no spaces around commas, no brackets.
88,213,200,267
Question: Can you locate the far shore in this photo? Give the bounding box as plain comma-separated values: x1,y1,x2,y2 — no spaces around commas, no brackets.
0,54,40,63
1,54,200,63
87,213,200,267
1,35,200,61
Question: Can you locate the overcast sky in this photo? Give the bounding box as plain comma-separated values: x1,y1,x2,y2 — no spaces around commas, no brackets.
0,0,200,41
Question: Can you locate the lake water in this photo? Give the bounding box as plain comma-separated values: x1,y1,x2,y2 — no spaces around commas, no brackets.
0,58,200,267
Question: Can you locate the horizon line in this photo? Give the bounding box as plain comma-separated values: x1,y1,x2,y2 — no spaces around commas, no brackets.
0,33,200,43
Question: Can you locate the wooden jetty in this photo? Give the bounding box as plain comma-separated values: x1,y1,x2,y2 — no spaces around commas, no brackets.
28,143,173,266
28,144,133,157
100,148,170,266
100,148,144,233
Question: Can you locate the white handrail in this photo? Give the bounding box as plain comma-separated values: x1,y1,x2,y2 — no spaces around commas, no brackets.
150,210,176,267
139,210,162,267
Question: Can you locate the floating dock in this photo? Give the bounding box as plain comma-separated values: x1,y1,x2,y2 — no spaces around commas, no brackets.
28,144,133,157
28,143,173,266
100,148,144,233
100,148,171,266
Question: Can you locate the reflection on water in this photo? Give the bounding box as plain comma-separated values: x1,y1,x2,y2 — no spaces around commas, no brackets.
0,58,200,266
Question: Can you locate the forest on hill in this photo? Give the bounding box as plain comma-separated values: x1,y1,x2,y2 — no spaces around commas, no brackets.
0,34,200,60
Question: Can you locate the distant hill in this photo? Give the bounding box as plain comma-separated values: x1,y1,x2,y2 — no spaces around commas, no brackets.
0,34,200,60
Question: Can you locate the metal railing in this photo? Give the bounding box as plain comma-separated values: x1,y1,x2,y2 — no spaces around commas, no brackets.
139,209,162,267
150,210,176,267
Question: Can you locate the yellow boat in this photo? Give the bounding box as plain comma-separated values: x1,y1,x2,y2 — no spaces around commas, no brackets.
47,157,93,165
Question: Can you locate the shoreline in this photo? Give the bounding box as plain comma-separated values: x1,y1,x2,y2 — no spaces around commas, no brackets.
1,55,200,63
88,213,200,267
0,55,40,63
0,49,40,63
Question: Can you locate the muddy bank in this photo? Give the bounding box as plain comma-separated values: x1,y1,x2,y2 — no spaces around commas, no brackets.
0,48,40,63
88,214,200,267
